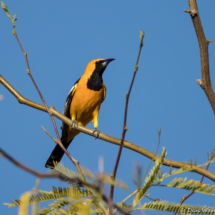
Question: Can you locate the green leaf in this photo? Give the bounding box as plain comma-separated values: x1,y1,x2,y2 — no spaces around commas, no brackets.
4,187,92,208
1,1,9,14
154,157,215,184
49,163,84,187
137,201,215,214
133,147,167,207
159,177,215,196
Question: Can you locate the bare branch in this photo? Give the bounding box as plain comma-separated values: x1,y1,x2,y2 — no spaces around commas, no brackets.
1,75,215,181
1,75,215,180
12,29,84,178
185,0,215,113
0,148,57,179
41,126,59,144
109,30,145,214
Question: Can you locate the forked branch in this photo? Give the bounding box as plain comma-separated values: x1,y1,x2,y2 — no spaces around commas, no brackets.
1,75,215,182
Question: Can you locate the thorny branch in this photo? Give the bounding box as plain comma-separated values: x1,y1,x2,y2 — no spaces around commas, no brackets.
1,75,215,182
185,0,215,114
0,148,131,215
109,30,145,214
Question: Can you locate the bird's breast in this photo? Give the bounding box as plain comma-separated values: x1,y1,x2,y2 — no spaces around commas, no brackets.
70,83,105,125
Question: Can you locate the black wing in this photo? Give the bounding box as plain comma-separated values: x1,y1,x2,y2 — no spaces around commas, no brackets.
61,78,80,142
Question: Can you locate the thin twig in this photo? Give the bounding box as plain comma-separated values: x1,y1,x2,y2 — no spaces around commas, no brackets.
0,148,58,178
140,127,161,186
41,126,86,179
109,30,145,214
42,126,59,144
173,162,210,215
13,32,84,178
0,148,131,215
0,3,84,178
185,0,215,114
114,127,161,215
1,75,215,182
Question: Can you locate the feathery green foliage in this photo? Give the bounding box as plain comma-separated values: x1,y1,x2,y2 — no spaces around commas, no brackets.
81,166,128,190
137,201,215,214
155,177,215,196
37,198,71,215
49,163,128,191
133,147,167,207
4,187,92,208
154,151,215,184
49,163,84,187
118,202,133,212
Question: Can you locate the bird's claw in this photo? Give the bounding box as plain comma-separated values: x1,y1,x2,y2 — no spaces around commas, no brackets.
93,128,101,139
71,119,78,131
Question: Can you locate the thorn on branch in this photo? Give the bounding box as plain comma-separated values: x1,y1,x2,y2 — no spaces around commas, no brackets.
184,9,197,17
124,126,128,131
140,29,144,47
158,127,161,136
135,65,138,73
207,39,213,43
182,195,186,201
196,79,203,87
41,126,58,144
12,29,16,36
110,172,114,180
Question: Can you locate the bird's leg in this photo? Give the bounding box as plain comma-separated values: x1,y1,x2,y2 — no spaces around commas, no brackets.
92,115,101,139
71,119,78,131
93,128,101,139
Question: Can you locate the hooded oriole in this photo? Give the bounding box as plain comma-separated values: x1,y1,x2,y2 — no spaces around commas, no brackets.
45,58,115,168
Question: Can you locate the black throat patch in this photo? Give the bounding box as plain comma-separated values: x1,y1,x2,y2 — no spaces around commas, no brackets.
87,61,106,91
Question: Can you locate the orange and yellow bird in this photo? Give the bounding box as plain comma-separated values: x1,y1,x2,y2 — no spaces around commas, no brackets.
45,58,115,168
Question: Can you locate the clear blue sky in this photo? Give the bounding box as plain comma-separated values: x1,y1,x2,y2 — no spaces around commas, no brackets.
1,1,215,214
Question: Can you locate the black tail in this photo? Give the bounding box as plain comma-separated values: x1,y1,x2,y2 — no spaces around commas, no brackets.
45,138,73,168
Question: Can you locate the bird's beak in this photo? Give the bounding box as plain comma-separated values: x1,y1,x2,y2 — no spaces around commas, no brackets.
105,58,115,63
102,58,115,67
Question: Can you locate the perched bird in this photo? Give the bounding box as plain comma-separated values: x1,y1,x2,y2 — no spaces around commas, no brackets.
45,58,115,168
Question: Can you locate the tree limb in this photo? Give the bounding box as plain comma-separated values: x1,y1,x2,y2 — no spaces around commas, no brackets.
185,0,215,113
1,75,215,182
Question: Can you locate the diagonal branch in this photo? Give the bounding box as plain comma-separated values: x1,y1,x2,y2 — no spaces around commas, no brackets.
14,31,84,179
109,30,144,213
0,148,58,179
185,0,215,113
1,2,84,178
1,75,215,182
